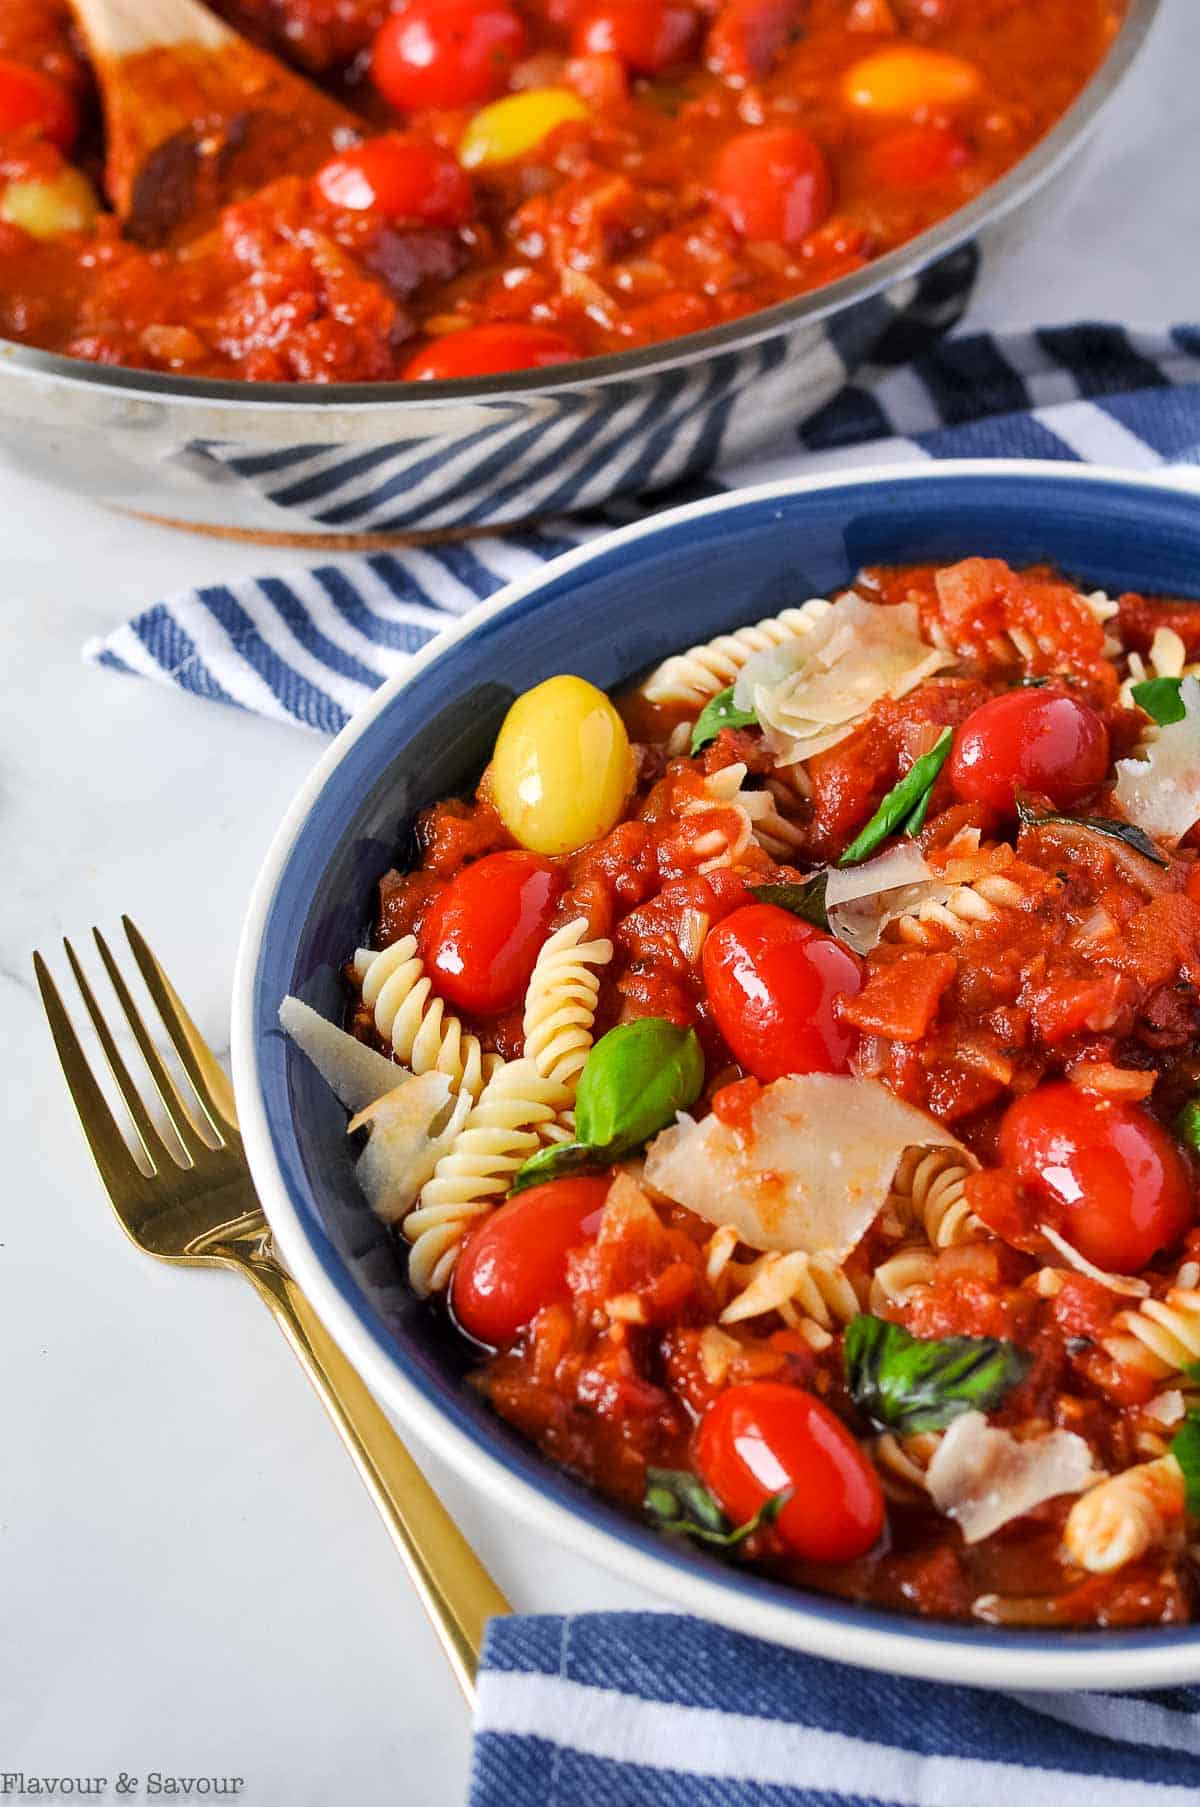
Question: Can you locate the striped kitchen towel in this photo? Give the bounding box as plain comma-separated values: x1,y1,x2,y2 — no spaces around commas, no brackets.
86,321,1200,733
470,1612,1200,1807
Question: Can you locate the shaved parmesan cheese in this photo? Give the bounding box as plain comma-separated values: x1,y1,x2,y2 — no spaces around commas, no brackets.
353,1073,471,1224
1114,676,1200,845
643,1073,968,1260
280,995,403,1112
1037,1224,1150,1298
749,597,954,768
824,842,935,954
926,1411,1097,1543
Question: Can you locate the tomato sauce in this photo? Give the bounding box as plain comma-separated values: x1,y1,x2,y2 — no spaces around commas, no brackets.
349,557,1200,1627
0,0,1122,380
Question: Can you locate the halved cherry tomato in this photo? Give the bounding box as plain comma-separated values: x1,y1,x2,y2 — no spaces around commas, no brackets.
712,126,832,245
314,136,473,226
403,323,579,380
949,688,1109,815
452,1175,610,1344
994,1083,1194,1272
572,2,698,74
697,1382,884,1562
371,0,526,112
865,123,970,188
702,903,862,1082
419,850,564,1014
0,58,77,152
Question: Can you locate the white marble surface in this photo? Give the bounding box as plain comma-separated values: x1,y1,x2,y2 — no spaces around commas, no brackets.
1,5,1198,1802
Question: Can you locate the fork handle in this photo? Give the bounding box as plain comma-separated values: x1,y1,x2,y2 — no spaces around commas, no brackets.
243,1255,511,1703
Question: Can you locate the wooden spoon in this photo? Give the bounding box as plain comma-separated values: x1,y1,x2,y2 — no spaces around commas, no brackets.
67,0,362,241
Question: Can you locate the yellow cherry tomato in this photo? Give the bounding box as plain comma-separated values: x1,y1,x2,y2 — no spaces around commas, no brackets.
459,87,590,170
491,674,632,856
842,46,982,118
1,165,97,239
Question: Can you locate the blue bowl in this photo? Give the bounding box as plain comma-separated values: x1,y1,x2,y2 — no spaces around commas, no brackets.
233,462,1200,1689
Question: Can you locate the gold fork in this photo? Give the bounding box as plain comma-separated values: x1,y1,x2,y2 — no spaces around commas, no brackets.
34,916,510,1703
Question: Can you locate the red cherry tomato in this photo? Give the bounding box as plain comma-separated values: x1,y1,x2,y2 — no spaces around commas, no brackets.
403,323,579,379
697,1382,884,1562
0,58,77,151
419,851,564,1014
702,903,862,1082
371,0,526,111
573,2,698,74
712,126,832,245
996,1083,1194,1272
314,136,473,226
949,688,1110,816
452,1175,610,1345
865,123,970,189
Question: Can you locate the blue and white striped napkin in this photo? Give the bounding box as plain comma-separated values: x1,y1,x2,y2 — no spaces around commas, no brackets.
86,321,1200,734
471,1613,1200,1806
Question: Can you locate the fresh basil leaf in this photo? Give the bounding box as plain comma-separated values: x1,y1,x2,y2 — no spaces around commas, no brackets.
1131,676,1186,726
748,873,829,929
691,685,758,754
844,1313,1032,1436
1183,1359,1200,1385
1170,1412,1200,1516
903,784,934,838
839,728,953,867
509,1140,609,1195
1015,797,1169,868
644,1466,791,1548
1175,1098,1200,1156
575,1018,705,1155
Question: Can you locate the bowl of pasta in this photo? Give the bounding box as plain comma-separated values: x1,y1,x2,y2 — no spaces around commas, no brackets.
233,460,1200,1688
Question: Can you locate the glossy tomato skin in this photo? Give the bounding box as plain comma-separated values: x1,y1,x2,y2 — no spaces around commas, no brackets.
419,850,564,1014
0,58,77,151
697,1382,884,1562
403,323,578,379
372,0,527,111
949,689,1109,815
865,123,970,189
702,903,862,1082
996,1082,1194,1272
314,136,473,225
712,126,832,245
573,2,698,74
452,1175,611,1345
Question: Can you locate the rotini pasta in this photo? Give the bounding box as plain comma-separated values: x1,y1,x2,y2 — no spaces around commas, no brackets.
403,1058,571,1295
890,1147,983,1249
1120,625,1200,711
717,1245,862,1350
1062,1455,1185,1574
679,762,805,873
1102,1287,1200,1382
868,1245,937,1315
640,601,834,709
356,939,495,1101
522,917,613,1144
871,1431,941,1503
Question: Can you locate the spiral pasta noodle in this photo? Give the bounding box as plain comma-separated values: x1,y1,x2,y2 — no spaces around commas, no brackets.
640,600,834,709
523,917,613,1144
868,1245,937,1315
356,939,494,1101
871,1431,941,1504
679,763,804,873
717,1246,862,1350
403,1058,571,1295
1102,1287,1200,1381
890,1147,983,1249
1062,1455,1185,1574
1120,624,1200,727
